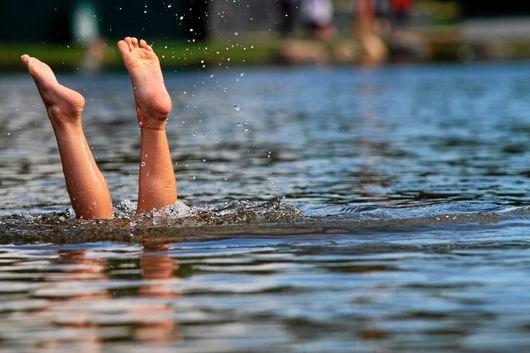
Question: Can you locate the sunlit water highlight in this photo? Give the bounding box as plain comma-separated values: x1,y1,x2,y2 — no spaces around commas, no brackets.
2,64,530,351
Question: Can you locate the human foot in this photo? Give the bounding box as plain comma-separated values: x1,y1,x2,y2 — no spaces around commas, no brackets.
21,54,85,127
117,37,172,130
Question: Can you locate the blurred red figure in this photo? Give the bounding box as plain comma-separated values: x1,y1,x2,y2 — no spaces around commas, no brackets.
392,0,413,11
391,0,414,26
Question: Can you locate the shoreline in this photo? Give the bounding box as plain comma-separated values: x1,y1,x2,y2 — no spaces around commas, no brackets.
3,34,530,71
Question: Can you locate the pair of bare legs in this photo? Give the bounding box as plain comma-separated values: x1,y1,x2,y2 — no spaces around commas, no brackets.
21,37,177,219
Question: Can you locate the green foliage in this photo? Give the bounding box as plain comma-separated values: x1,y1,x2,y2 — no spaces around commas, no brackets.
0,40,279,71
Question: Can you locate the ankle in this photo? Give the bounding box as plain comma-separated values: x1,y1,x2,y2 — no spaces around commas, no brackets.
47,105,82,124
140,123,167,131
49,113,83,133
137,112,168,130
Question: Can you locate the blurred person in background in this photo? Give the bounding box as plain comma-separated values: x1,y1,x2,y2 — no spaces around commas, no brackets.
302,0,335,39
391,0,414,27
356,0,388,66
386,0,426,62
72,0,107,73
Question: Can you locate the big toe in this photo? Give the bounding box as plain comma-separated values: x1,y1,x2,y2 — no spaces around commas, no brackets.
26,58,57,84
20,54,31,66
117,40,130,56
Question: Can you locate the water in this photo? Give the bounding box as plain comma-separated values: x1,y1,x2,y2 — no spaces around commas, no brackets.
2,63,530,351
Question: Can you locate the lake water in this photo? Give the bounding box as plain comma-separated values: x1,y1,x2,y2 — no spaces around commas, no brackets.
2,63,530,352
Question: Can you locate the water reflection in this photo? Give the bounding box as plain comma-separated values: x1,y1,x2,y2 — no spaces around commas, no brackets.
47,249,109,352
26,243,181,349
134,244,180,343
3,227,530,352
354,80,393,207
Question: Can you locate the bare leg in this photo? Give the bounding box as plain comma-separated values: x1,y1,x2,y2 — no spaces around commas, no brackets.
21,55,114,219
117,37,177,214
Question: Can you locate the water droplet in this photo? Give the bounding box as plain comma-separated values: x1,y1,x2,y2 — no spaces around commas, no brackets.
141,162,146,167
167,4,172,8
233,105,240,112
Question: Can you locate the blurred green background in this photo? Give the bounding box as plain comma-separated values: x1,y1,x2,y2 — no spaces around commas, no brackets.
2,0,530,70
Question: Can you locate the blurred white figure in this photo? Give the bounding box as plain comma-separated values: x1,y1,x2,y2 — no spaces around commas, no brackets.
302,0,334,39
72,0,99,44
72,0,106,73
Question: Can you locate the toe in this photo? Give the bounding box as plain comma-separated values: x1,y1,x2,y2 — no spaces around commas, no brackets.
29,57,45,68
124,37,133,51
20,54,30,65
117,40,130,57
139,39,153,52
27,58,39,74
24,57,57,84
131,37,139,48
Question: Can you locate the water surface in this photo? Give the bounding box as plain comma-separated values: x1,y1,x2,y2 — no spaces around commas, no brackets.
1,63,530,351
